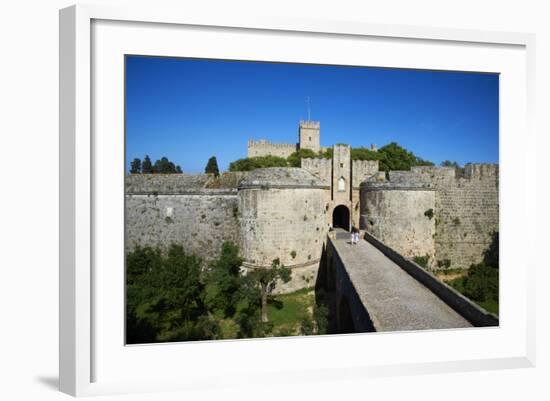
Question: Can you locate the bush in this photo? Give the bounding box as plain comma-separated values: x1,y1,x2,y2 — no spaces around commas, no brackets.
229,155,288,171
287,149,318,167
375,142,434,172
462,262,498,302
437,259,451,269
126,242,260,344
350,147,380,161
313,304,329,334
424,208,434,220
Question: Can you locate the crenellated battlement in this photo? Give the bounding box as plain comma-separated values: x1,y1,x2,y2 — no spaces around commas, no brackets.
301,157,332,185
247,139,297,148
352,160,379,187
463,163,499,179
299,120,320,129
410,163,499,182
247,139,297,158
301,157,332,169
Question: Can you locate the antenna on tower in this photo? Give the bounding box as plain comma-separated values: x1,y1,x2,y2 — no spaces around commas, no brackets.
306,96,311,121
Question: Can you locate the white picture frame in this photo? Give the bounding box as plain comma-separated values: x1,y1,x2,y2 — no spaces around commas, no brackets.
59,4,536,397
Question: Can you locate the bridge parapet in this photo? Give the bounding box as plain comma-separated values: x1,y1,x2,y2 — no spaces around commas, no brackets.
362,231,499,327
323,229,497,333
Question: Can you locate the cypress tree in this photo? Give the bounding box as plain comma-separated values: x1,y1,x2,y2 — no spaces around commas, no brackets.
205,156,220,177
142,155,153,174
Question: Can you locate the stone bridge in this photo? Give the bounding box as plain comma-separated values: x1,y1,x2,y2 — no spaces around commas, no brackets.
316,229,498,333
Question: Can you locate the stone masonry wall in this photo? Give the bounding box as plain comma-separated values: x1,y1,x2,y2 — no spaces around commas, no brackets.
238,186,328,293
247,139,297,158
361,187,436,262
126,192,240,263
360,164,499,270
126,174,241,264
301,157,332,186
419,165,499,270
352,160,379,188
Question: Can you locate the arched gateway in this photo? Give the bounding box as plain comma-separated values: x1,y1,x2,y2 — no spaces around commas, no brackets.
332,205,350,231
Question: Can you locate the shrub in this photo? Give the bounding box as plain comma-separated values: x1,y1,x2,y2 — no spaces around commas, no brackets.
229,155,288,171
424,208,434,220
462,262,498,302
287,149,318,167
437,259,452,269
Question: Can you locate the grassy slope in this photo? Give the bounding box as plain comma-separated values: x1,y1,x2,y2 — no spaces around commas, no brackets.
218,287,316,339
267,287,315,336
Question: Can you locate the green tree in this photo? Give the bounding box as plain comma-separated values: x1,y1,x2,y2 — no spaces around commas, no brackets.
126,244,220,343
249,258,291,322
319,148,333,159
204,242,244,317
204,156,220,177
142,155,153,174
130,158,142,174
287,148,319,167
462,262,498,302
152,157,180,174
229,155,288,172
376,142,434,172
350,147,380,161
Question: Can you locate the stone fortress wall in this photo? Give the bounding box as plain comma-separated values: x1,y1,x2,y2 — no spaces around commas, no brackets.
301,157,332,185
301,155,379,228
352,160,380,188
360,164,499,269
125,173,242,263
126,119,498,298
238,168,330,292
412,164,499,270
125,169,332,293
360,179,437,263
247,139,297,159
247,120,323,159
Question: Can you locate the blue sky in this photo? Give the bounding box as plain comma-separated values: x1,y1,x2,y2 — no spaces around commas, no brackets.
125,55,499,173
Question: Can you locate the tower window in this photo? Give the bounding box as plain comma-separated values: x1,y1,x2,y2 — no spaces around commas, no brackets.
338,177,346,192
340,163,343,168
309,136,311,141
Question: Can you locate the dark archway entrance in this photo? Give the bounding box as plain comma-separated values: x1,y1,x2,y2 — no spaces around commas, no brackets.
332,205,350,231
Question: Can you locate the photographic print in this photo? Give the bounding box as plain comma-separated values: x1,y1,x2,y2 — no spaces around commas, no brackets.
125,56,499,344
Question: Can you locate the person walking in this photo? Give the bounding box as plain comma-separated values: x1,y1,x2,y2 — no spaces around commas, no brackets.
350,226,359,245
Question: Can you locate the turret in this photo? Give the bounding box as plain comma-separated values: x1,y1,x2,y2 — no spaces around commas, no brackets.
298,120,321,152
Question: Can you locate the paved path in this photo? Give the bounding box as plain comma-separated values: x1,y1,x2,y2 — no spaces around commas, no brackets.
332,230,471,331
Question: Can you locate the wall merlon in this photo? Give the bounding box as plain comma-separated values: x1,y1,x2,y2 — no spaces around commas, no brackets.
299,120,320,128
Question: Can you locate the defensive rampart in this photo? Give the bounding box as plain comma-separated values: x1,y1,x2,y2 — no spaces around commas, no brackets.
247,139,297,158
125,174,241,263
360,164,499,269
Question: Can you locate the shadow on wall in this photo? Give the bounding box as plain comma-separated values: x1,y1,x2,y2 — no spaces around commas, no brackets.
314,240,376,334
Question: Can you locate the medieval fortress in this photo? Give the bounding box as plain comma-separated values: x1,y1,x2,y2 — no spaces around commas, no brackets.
126,120,499,292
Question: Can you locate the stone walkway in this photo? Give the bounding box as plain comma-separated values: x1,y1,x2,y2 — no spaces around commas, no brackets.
332,230,472,331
